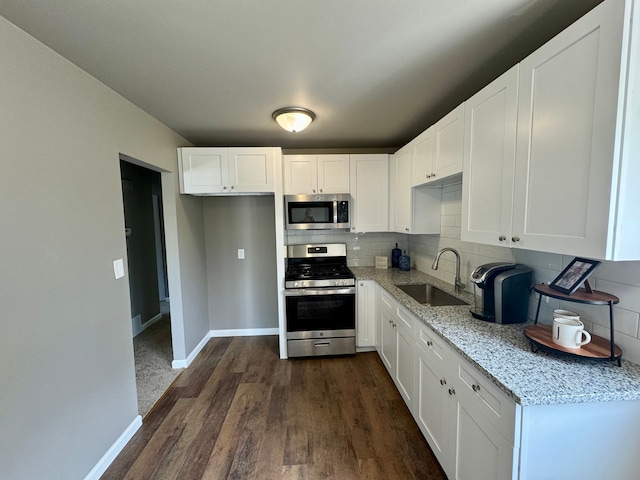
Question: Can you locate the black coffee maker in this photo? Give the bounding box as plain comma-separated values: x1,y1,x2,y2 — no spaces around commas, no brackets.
469,262,533,323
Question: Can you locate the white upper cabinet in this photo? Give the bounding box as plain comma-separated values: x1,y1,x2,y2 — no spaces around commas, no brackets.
178,147,276,194
412,104,464,187
461,66,519,247
511,0,639,260
349,154,389,233
411,127,435,186
392,145,413,233
391,146,441,235
283,154,350,195
462,0,640,260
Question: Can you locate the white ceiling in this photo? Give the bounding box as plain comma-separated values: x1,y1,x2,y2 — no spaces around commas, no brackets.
0,0,603,150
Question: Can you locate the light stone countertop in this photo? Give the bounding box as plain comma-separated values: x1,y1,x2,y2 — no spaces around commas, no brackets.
351,266,640,406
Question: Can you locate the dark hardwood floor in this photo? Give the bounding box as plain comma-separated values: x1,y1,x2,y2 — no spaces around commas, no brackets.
102,336,447,480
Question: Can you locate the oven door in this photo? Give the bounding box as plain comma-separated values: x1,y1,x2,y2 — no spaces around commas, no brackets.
285,287,356,339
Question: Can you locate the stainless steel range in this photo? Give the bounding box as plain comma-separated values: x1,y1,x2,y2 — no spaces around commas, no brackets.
285,243,356,358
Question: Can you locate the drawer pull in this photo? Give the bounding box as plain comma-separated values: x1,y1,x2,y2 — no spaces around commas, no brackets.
448,388,456,396
314,342,331,348
440,379,447,386
472,384,481,392
427,340,433,346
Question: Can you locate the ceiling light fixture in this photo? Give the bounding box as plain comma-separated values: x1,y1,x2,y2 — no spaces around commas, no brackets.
272,107,316,133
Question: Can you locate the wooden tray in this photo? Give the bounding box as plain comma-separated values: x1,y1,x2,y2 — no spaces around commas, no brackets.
524,325,622,360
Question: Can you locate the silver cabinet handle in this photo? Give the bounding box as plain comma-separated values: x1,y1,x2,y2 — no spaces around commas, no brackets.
223,186,228,190
313,189,316,193
472,384,481,392
498,235,507,241
448,388,456,396
320,189,323,193
314,342,331,348
440,379,447,386
512,236,520,242
426,340,433,346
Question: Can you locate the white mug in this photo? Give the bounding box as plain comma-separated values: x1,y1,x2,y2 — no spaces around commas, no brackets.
553,309,580,322
552,317,591,349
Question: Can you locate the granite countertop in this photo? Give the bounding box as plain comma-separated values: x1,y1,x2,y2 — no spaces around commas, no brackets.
351,266,640,407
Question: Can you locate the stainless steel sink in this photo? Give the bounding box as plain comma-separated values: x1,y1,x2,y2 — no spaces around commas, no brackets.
396,283,468,306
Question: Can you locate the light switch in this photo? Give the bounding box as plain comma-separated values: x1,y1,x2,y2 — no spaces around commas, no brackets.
238,249,245,260
113,258,125,279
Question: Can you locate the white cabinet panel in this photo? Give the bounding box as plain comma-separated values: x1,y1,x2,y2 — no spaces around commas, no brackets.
461,66,519,247
356,280,376,347
412,104,464,187
350,154,389,232
283,154,350,194
433,103,464,181
178,147,275,194
391,147,441,235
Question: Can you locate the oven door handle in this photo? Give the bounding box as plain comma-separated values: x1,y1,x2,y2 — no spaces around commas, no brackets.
284,287,356,296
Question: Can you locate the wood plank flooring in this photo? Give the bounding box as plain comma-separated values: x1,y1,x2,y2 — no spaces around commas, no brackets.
102,336,447,480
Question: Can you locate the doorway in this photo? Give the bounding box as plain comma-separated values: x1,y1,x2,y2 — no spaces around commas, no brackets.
120,158,181,417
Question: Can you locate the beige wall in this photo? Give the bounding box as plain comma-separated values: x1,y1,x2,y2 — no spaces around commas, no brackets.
0,16,209,479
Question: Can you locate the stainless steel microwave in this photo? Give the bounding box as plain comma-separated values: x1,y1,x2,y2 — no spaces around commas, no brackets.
285,194,351,230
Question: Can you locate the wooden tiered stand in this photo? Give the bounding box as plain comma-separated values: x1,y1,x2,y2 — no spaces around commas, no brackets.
524,282,622,366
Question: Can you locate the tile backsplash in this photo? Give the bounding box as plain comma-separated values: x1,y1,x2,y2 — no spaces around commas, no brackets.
286,181,640,365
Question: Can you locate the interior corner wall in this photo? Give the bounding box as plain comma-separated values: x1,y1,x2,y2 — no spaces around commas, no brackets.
0,15,209,479
203,196,278,331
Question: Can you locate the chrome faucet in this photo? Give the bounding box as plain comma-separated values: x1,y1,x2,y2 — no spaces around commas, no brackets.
432,247,465,294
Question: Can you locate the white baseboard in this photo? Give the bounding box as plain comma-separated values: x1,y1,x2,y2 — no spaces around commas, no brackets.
132,312,163,338
210,327,279,337
131,314,142,337
171,327,279,369
83,415,142,480
172,330,210,369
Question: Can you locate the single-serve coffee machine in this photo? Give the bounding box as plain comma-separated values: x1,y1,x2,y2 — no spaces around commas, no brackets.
469,262,533,323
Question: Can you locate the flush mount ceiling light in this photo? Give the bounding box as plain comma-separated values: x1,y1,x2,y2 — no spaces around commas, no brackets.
272,107,316,133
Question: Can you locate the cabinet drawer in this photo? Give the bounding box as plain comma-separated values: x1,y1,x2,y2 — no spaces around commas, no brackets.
379,289,395,313
415,321,447,365
452,354,517,445
395,304,414,332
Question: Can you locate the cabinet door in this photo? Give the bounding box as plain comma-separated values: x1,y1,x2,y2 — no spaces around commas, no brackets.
411,127,434,187
379,307,396,374
228,148,275,193
394,307,415,409
432,103,464,181
512,0,625,257
393,145,413,233
317,155,350,193
356,280,376,347
461,66,519,247
283,155,317,194
450,394,516,480
178,147,228,194
350,154,389,232
414,325,450,467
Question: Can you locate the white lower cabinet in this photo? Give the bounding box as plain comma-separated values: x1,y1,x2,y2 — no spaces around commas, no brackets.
376,287,518,479
414,320,518,479
372,282,640,479
377,288,415,409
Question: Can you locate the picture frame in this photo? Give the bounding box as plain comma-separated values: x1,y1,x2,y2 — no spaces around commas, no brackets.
549,257,601,295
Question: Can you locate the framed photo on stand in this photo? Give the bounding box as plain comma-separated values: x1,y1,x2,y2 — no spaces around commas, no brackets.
549,257,601,295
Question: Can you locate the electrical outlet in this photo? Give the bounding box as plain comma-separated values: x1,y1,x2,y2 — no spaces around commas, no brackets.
238,249,245,259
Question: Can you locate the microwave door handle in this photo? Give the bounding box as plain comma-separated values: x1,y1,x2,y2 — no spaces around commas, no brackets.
333,200,338,224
